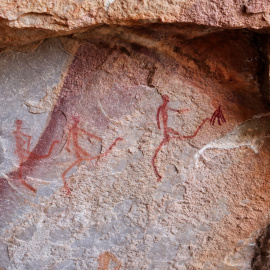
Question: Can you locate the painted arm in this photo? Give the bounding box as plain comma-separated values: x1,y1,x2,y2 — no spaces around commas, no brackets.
79,128,102,141
29,140,59,159
168,107,189,114
171,106,226,139
26,135,31,153
20,132,32,154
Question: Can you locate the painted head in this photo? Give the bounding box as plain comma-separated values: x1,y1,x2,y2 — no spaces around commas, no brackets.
15,119,23,129
71,115,80,124
162,95,170,103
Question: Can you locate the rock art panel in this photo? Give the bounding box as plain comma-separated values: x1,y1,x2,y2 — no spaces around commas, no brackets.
152,94,226,182
0,37,72,232
0,28,269,269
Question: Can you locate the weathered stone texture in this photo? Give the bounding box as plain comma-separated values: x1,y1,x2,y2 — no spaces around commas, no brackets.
0,25,269,269
0,0,270,269
0,0,270,48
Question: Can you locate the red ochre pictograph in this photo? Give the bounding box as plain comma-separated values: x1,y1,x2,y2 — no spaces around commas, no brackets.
152,95,226,181
62,116,123,194
13,120,59,192
98,252,122,270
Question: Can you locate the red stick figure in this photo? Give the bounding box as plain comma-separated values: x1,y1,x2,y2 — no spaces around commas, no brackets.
62,116,123,194
152,95,226,181
98,252,122,270
66,116,102,159
13,120,59,192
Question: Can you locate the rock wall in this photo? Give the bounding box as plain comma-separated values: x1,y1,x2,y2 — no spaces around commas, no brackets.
1,0,270,49
0,2,270,270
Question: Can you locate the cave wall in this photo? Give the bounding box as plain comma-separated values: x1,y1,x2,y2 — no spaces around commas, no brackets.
0,2,270,270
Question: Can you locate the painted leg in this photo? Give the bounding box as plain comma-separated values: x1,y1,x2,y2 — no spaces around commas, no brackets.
152,139,167,182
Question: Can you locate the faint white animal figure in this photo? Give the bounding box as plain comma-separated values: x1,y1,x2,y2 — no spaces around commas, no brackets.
195,113,270,161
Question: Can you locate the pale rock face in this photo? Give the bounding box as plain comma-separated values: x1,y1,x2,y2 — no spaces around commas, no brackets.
0,2,270,270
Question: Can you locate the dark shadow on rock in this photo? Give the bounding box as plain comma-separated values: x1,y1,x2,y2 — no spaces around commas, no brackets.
252,225,270,270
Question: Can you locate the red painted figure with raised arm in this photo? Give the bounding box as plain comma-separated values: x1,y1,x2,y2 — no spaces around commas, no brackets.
66,116,102,159
13,119,59,192
152,95,226,181
62,116,123,194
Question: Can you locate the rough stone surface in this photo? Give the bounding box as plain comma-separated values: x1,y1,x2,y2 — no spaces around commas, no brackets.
0,1,270,48
252,225,270,270
0,25,270,269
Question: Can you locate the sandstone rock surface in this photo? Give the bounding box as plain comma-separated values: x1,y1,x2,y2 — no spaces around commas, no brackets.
1,1,270,270
0,0,270,48
0,25,269,269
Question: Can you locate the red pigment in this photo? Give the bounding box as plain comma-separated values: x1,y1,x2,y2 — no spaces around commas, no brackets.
152,95,226,181
62,116,123,194
13,120,59,192
66,116,102,159
98,252,122,270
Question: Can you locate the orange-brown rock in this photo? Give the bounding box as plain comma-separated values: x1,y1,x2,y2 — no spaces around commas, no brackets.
0,0,270,48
